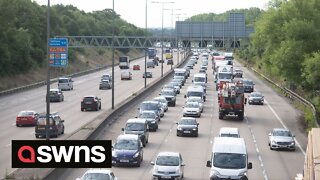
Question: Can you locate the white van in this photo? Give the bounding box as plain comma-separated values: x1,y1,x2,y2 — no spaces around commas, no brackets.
58,77,73,90
174,68,187,79
206,137,252,180
184,85,206,102
193,73,207,91
121,70,132,80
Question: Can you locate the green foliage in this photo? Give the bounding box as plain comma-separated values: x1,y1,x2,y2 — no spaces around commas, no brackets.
302,52,320,90
0,0,146,77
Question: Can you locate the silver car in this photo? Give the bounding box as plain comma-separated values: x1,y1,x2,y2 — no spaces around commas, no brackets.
151,152,185,180
248,92,264,105
268,128,295,151
153,96,168,112
99,80,112,89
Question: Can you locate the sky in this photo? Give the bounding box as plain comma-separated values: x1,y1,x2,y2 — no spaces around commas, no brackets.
34,0,270,28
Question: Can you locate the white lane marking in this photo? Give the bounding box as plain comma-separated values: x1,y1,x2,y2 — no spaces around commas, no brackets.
245,114,269,180
264,99,306,156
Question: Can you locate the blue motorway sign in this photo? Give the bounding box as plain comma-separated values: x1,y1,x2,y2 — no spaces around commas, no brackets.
49,38,68,67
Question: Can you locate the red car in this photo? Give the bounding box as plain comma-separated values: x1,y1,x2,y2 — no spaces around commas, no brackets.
16,110,39,127
133,65,140,70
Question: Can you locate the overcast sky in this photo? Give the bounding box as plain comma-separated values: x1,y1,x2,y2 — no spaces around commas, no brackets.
34,0,270,28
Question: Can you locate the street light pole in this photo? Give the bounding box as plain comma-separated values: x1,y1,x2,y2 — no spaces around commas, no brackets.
45,0,51,141
144,0,148,88
152,1,174,77
111,0,115,109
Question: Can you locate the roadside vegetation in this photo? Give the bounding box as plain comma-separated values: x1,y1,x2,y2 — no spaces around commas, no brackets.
0,0,145,91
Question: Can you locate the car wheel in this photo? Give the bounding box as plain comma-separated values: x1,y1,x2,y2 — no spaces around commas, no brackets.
270,147,273,150
35,135,39,138
96,105,99,111
99,104,102,110
61,128,64,134
81,108,84,111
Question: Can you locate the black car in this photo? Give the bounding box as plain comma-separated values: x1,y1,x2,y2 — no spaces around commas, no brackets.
49,89,64,102
138,110,159,131
81,96,102,111
143,72,153,78
176,117,199,137
160,89,176,106
35,113,64,138
243,79,254,93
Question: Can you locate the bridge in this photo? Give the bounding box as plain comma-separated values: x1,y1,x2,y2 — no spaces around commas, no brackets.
58,12,253,49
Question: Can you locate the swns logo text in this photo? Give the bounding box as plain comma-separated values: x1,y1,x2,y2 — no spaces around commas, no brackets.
12,140,111,168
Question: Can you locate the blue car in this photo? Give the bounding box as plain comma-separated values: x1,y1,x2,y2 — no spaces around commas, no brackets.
112,134,143,167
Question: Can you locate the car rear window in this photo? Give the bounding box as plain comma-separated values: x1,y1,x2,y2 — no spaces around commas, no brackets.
58,79,68,83
18,111,34,116
84,97,94,101
37,118,54,125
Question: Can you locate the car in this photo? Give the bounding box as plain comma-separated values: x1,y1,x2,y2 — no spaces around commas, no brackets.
143,71,153,78
153,96,168,112
163,84,179,95
139,101,163,118
58,77,73,91
138,110,159,131
147,59,155,68
186,96,204,113
169,82,181,94
99,79,112,89
49,89,64,102
160,89,176,107
167,59,174,65
248,91,264,105
268,128,295,151
176,117,199,137
233,69,243,78
81,95,102,111
112,134,143,167
243,79,254,93
121,70,132,80
171,79,183,88
133,64,140,70
101,73,112,81
183,102,201,117
151,152,185,180
35,112,64,138
16,110,39,127
76,169,118,180
219,127,240,138
122,118,149,147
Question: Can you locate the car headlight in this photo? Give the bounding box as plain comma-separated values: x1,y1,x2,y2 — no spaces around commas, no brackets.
272,140,277,144
133,151,140,158
192,128,197,131
112,151,117,157
210,169,221,177
290,141,295,145
238,171,247,177
177,127,182,130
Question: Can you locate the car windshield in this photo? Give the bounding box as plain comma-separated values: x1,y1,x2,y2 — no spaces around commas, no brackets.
187,91,203,97
125,123,145,131
273,130,292,137
185,103,199,108
140,113,156,119
170,82,179,87
37,118,54,125
194,77,205,82
180,119,197,125
58,79,69,83
220,133,239,138
18,111,35,116
156,156,180,166
218,73,232,79
81,173,110,180
243,80,253,85
161,91,175,96
187,98,201,103
250,93,262,97
114,139,138,150
154,98,166,104
83,97,94,102
141,103,159,110
213,153,246,169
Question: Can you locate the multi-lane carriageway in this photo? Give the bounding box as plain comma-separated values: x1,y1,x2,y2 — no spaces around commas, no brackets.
1,51,307,180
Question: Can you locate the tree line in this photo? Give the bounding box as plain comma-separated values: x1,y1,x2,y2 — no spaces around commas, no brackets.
0,0,145,77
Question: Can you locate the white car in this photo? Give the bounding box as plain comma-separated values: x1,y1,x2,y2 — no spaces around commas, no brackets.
76,169,118,180
151,152,185,180
268,128,295,151
153,96,168,112
186,96,204,113
183,102,201,117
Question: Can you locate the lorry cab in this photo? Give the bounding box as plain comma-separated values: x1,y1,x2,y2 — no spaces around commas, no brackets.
206,137,252,180
215,65,233,90
119,56,130,69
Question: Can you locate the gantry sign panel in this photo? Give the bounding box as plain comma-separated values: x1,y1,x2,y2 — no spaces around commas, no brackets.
176,12,253,47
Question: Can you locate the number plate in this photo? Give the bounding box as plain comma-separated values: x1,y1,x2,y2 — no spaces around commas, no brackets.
161,176,171,179
120,159,129,163
184,131,191,133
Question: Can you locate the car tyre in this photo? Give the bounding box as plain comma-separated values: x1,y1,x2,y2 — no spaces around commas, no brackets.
35,135,39,138
81,108,84,111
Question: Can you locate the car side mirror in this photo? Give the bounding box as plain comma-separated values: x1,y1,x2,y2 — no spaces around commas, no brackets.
206,160,211,167
181,163,185,166
197,123,199,125
184,95,186,98
244,98,247,104
61,120,65,123
248,162,252,169
121,128,124,131
268,133,271,136
176,122,178,125
192,80,193,82
150,161,155,165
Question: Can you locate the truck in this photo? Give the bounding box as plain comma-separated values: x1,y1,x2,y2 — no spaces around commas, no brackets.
165,49,173,60
119,56,130,69
215,65,233,90
218,80,246,120
148,48,157,59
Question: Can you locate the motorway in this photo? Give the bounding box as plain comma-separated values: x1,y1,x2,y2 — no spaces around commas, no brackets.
45,53,307,180
0,51,183,179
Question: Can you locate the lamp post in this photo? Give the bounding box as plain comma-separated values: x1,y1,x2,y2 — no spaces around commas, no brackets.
111,0,115,109
144,0,148,88
45,0,51,140
164,8,181,68
152,1,174,77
